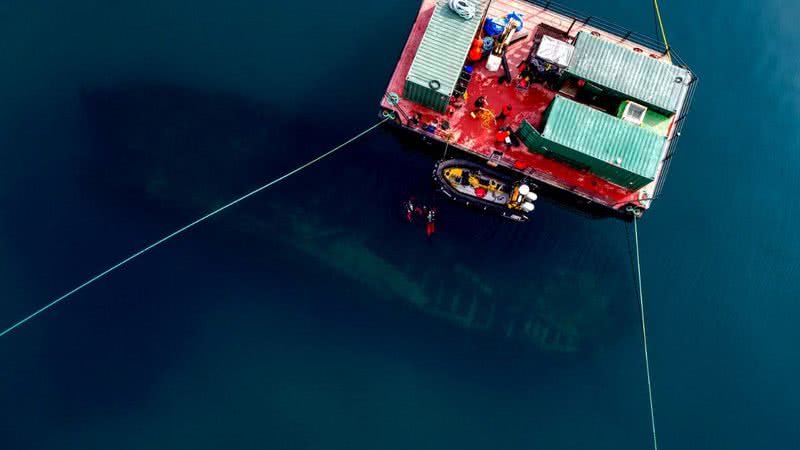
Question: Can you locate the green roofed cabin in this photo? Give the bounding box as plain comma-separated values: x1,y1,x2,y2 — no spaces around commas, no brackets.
565,31,692,114
380,0,696,218
518,96,666,190
403,0,490,113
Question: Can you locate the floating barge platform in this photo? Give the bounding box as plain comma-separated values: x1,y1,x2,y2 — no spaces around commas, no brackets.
380,0,696,218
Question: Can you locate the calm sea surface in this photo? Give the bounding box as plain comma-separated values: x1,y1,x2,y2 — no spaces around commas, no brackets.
1,1,798,449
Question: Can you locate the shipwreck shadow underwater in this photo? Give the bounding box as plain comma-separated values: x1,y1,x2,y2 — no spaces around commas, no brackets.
79,81,641,359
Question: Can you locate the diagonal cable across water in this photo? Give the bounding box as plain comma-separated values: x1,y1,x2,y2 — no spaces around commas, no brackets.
0,118,389,339
633,216,659,450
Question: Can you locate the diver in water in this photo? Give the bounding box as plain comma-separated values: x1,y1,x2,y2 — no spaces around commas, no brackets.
404,196,415,222
404,196,423,223
425,207,437,238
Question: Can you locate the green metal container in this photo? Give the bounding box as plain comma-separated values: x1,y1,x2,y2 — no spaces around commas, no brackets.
566,31,691,114
519,96,666,190
404,0,489,113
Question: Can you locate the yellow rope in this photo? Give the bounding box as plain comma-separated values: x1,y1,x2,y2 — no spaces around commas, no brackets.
476,108,496,129
653,0,672,63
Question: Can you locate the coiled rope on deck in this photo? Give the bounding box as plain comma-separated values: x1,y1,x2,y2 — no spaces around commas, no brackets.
0,118,390,339
633,216,659,450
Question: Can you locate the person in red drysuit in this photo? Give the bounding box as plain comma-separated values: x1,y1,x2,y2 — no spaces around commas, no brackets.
496,104,513,121
425,207,437,238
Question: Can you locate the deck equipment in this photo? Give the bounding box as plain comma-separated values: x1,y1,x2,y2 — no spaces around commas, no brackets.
380,0,695,219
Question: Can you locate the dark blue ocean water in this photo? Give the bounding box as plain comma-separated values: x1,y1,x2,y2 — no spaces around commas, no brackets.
1,1,798,449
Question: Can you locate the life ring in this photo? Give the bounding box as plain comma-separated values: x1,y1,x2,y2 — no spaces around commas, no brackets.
386,92,400,106
649,53,661,59
429,80,441,90
591,31,600,37
633,47,643,53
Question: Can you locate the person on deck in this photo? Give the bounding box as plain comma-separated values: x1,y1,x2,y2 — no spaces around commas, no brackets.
516,61,532,90
470,96,488,118
495,129,511,146
496,127,515,148
496,105,513,121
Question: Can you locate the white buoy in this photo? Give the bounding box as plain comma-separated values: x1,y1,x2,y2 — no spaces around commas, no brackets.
526,192,538,202
519,184,530,195
521,202,535,212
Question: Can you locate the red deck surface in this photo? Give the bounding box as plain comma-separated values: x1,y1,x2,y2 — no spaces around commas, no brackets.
381,0,671,211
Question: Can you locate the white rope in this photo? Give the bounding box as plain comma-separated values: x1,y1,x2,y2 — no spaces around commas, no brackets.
0,118,388,339
634,216,659,450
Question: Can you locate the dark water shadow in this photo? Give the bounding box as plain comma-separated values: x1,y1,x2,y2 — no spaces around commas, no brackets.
75,81,643,390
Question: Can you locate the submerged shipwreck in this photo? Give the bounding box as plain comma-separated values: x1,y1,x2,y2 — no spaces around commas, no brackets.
71,0,686,355
380,0,696,219
81,83,624,353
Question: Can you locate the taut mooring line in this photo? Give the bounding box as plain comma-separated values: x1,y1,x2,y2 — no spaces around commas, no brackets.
633,216,659,450
0,118,389,339
653,0,672,62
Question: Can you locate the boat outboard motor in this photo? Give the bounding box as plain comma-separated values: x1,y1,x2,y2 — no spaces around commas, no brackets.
516,184,531,203
521,202,535,213
526,192,538,202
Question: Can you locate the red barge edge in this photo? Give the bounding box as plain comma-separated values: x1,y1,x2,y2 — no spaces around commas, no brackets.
379,0,697,219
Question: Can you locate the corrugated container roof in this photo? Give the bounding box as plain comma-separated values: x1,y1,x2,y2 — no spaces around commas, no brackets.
566,32,691,113
406,0,490,96
543,96,666,179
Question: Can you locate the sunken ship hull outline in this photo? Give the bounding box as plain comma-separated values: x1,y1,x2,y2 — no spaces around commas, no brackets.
81,83,623,353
